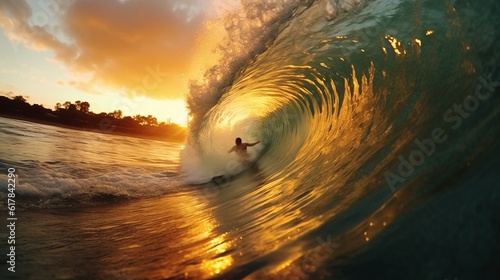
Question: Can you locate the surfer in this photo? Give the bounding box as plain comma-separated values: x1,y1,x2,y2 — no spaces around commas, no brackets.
210,138,262,185
228,137,260,159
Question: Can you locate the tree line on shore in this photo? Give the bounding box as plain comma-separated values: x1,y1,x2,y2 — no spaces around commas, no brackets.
0,95,185,141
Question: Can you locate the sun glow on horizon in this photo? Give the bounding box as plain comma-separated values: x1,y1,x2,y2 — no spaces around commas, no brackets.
0,0,234,127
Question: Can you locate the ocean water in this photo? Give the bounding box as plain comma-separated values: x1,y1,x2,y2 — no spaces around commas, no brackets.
1,0,500,279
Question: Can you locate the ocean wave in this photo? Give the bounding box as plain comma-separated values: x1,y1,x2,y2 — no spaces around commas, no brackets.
178,1,500,275
181,0,375,182
0,159,183,208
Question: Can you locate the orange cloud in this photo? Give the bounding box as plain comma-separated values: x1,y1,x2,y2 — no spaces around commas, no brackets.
0,0,209,99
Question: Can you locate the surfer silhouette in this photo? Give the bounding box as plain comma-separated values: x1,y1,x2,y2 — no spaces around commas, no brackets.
210,137,261,185
228,137,260,159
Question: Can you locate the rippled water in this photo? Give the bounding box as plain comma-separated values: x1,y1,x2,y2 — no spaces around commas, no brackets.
1,0,500,278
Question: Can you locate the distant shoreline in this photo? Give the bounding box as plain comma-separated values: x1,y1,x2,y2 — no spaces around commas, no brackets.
0,114,186,143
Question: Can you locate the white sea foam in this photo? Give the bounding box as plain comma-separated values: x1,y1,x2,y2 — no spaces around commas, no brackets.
0,162,183,208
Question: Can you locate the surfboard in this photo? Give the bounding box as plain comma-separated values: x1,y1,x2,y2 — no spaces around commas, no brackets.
211,175,227,185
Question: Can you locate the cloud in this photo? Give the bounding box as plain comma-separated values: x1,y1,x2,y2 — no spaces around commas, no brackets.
0,0,209,99
0,0,75,60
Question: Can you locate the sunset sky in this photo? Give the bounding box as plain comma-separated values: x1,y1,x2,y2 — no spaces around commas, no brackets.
0,0,238,125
